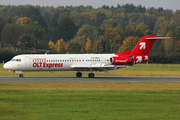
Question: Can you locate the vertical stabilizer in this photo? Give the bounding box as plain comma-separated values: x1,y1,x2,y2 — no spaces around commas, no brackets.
130,35,174,55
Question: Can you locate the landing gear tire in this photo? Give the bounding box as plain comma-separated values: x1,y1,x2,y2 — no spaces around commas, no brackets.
19,74,23,78
88,73,95,78
76,72,82,77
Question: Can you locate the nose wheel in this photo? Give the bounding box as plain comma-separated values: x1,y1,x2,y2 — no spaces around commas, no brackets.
19,74,24,78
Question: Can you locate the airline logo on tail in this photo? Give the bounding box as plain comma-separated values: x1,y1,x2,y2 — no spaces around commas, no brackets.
131,35,175,55
113,35,175,65
139,42,146,50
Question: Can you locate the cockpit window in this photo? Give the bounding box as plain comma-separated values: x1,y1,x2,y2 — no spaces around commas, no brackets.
16,59,21,61
11,59,21,62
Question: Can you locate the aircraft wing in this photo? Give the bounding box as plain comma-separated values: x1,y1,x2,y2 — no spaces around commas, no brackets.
71,63,127,71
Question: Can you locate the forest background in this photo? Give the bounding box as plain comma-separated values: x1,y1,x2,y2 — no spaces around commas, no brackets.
0,4,180,63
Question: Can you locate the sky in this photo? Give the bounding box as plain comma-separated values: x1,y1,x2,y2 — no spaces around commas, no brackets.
1,0,180,11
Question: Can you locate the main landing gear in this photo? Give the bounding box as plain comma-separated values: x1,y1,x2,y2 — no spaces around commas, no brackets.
76,72,82,77
76,72,95,78
88,73,95,78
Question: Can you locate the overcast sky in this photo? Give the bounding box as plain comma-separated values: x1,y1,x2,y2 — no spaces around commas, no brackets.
1,0,180,11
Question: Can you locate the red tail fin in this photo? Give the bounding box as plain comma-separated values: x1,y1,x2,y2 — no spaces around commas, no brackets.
113,35,174,65
130,35,174,55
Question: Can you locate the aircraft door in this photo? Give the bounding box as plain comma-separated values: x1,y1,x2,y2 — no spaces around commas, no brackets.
25,56,31,69
101,57,105,63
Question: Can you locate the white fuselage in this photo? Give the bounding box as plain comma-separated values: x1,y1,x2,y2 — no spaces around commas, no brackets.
3,54,119,72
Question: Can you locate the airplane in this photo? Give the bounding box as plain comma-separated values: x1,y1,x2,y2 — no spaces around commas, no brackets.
3,35,174,78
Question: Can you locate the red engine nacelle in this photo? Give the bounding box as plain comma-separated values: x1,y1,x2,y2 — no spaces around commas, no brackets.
110,55,134,65
110,55,150,65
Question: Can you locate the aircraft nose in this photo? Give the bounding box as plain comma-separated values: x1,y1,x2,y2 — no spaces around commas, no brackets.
3,62,10,70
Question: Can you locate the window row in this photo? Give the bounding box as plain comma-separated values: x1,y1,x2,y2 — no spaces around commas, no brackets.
33,59,101,63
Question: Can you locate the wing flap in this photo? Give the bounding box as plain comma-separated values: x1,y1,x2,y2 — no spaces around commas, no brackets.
71,63,128,71
71,64,115,71
71,64,115,69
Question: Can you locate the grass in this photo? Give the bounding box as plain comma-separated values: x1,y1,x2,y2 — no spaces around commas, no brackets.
1,63,180,76
0,82,180,119
1,63,180,119
0,89,180,120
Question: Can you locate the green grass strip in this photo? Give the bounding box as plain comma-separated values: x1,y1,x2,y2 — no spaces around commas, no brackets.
0,90,180,120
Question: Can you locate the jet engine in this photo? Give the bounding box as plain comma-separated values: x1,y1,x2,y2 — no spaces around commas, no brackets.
110,55,134,65
110,55,150,65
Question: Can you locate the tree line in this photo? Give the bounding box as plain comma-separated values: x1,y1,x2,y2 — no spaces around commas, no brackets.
0,4,180,63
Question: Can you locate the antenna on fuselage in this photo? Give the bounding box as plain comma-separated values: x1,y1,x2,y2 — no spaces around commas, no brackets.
45,50,51,55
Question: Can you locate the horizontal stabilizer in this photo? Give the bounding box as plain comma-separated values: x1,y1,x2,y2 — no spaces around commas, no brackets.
145,37,175,40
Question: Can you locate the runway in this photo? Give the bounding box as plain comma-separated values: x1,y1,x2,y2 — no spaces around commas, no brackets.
0,75,180,83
